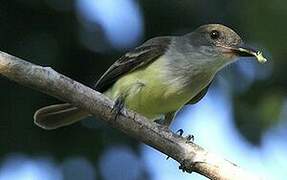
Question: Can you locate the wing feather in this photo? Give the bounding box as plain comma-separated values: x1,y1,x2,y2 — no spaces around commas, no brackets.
94,37,171,92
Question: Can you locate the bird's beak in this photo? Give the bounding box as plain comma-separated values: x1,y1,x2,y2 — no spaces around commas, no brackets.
219,44,267,63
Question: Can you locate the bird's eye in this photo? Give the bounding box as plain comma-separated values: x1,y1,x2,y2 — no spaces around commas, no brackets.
210,30,220,40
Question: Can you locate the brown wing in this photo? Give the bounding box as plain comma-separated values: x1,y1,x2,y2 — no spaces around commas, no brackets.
94,36,172,92
186,83,211,104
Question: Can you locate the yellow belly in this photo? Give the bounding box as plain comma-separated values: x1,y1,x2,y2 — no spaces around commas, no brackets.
103,57,198,120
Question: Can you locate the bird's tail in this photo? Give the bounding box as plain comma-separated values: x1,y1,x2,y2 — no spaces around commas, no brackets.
34,103,90,130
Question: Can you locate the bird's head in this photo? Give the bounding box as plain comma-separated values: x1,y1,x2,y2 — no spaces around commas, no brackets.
184,24,267,70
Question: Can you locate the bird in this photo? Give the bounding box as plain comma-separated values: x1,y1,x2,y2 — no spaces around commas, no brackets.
33,24,266,130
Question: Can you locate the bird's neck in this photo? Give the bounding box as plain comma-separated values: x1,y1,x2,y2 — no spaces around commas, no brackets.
163,38,234,95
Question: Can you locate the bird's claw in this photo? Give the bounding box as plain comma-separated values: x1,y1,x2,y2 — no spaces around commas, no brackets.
167,129,194,160
176,129,184,136
176,129,194,143
185,134,194,143
111,96,125,120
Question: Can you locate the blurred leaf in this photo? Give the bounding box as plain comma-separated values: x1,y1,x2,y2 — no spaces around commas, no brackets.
234,81,285,145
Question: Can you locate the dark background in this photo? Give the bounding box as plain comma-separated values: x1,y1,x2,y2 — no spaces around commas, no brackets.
0,0,286,179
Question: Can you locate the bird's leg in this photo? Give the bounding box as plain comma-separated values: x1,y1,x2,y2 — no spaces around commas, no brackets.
165,110,194,141
154,118,166,125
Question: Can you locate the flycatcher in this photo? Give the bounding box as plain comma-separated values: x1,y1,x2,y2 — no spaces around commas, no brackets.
34,24,267,130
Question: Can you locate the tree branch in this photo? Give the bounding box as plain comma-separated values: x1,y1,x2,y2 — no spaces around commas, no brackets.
0,51,263,180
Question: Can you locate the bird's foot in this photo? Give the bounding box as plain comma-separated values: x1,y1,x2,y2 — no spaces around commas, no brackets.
176,129,184,136
166,129,195,160
176,129,194,143
111,96,125,121
154,118,165,125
